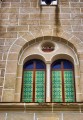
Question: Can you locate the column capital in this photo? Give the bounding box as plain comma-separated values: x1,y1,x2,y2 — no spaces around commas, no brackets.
46,61,51,64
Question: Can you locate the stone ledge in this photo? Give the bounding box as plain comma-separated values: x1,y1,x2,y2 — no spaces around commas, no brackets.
0,103,83,112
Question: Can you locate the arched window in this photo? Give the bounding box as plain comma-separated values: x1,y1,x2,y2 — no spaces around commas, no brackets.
51,59,76,102
22,59,46,103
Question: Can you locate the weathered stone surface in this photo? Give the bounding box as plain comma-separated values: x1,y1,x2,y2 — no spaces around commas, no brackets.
2,90,14,102
4,74,16,89
0,78,4,86
63,113,83,120
7,112,34,120
6,61,17,73
0,0,83,104
0,113,6,120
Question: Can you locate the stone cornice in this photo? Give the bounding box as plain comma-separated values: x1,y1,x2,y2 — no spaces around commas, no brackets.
0,103,83,112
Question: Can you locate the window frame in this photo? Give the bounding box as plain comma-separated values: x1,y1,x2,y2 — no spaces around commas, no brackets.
21,59,46,103
51,60,76,103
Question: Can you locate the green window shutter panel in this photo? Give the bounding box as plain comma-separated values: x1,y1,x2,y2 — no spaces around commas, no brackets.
35,71,45,103
22,71,33,102
64,71,75,102
52,71,62,102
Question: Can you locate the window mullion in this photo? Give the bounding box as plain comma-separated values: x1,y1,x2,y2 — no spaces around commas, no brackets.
33,62,36,102
46,63,51,102
61,62,65,102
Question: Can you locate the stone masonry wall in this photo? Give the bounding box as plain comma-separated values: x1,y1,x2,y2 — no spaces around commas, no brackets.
0,0,83,120
0,111,83,120
0,0,83,102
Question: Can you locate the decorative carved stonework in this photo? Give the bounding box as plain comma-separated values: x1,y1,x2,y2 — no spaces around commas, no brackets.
41,42,55,52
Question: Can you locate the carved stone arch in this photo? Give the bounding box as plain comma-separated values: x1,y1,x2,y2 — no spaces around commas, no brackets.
2,28,82,102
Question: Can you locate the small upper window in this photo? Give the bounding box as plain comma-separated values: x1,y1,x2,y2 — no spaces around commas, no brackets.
40,0,57,5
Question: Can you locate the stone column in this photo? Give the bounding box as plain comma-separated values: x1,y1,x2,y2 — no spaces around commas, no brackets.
46,62,51,102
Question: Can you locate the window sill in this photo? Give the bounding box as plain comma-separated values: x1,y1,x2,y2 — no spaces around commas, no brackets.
0,103,83,112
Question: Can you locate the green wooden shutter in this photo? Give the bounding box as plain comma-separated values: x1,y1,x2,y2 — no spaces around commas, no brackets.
52,71,62,102
64,71,75,102
22,71,33,102
35,71,45,102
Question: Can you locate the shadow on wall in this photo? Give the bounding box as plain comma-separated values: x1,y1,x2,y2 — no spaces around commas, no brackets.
39,0,61,34
55,4,61,34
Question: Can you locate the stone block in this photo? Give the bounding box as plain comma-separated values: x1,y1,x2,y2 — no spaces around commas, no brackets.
5,39,15,46
69,36,81,45
0,19,18,26
76,93,83,102
15,77,22,94
21,0,30,2
7,26,28,32
0,27,6,31
2,90,14,102
71,14,83,19
40,8,55,14
0,32,17,38
0,8,19,13
11,3,30,7
14,93,20,102
6,61,17,73
0,53,2,60
0,39,5,45
42,29,53,36
0,61,5,69
18,14,29,19
79,54,83,60
72,26,83,31
61,32,73,41
59,2,69,7
63,113,83,120
31,1,38,7
61,20,81,25
10,44,21,53
14,38,27,47
40,20,55,25
8,53,18,60
29,26,45,38
0,14,8,19
17,65,23,77
1,2,10,7
19,20,40,25
71,8,80,13
3,53,7,60
0,78,4,86
7,112,34,120
4,0,20,1
4,74,16,89
73,32,83,42
61,25,72,32
80,73,83,93
1,69,5,77
20,8,40,14
22,32,35,42
71,3,83,7
60,8,71,13
79,61,83,73
30,14,49,20
36,112,61,120
70,0,80,2
0,87,2,96
0,113,6,120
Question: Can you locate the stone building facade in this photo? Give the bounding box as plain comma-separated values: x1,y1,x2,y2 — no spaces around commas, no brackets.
0,0,83,120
